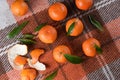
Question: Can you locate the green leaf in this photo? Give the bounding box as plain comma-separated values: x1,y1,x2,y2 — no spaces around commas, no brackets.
64,54,83,64
89,15,103,31
67,22,75,36
34,23,47,31
45,70,58,80
94,44,103,54
19,38,36,45
7,21,29,39
22,34,34,39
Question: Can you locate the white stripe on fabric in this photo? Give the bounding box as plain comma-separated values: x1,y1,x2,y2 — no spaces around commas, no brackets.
0,41,19,56
0,0,16,30
81,0,116,17
85,59,120,80
96,0,116,10
94,0,109,7
96,56,111,80
99,56,115,80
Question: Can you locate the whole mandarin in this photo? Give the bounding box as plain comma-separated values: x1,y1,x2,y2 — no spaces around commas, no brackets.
48,2,68,21
66,18,84,36
75,0,93,10
82,38,100,57
11,0,28,16
38,25,57,44
53,45,71,63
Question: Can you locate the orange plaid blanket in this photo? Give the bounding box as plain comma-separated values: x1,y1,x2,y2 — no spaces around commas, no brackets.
0,0,120,80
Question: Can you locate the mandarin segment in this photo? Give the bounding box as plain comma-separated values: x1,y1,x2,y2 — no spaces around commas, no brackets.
75,0,93,10
82,38,101,57
30,49,44,64
48,2,68,21
66,18,84,36
21,68,37,80
38,25,57,44
53,45,71,63
11,0,28,16
14,55,27,66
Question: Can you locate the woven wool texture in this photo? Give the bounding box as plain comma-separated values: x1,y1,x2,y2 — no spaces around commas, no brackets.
0,0,120,80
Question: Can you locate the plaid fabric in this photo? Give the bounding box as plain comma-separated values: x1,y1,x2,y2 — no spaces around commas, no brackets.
0,0,120,80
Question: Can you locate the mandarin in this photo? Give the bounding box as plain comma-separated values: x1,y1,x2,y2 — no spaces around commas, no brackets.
14,55,27,66
30,49,44,64
82,38,101,57
11,0,28,16
66,18,84,36
53,45,71,63
75,0,93,10
21,68,37,80
48,2,68,21
38,25,57,44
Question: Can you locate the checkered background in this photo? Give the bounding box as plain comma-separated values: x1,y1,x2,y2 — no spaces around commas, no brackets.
0,0,120,80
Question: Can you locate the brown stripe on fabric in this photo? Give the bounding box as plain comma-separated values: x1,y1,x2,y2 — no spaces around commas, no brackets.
62,0,75,17
62,63,86,80
39,50,59,75
0,69,21,80
53,69,66,80
69,34,87,56
7,0,33,22
0,58,9,77
0,54,12,74
28,0,49,14
48,0,64,5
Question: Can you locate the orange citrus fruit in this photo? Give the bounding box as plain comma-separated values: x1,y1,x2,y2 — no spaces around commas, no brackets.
66,18,84,36
11,0,28,16
53,45,71,63
21,68,37,80
38,25,57,44
30,49,44,64
82,38,100,57
48,2,68,21
75,0,93,10
14,55,27,66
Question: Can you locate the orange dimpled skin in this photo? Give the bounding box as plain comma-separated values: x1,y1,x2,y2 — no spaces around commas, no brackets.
82,38,100,57
48,2,68,21
14,55,27,66
21,68,37,80
11,0,28,16
38,25,57,44
53,45,71,63
30,49,44,64
75,0,93,10
66,18,84,36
